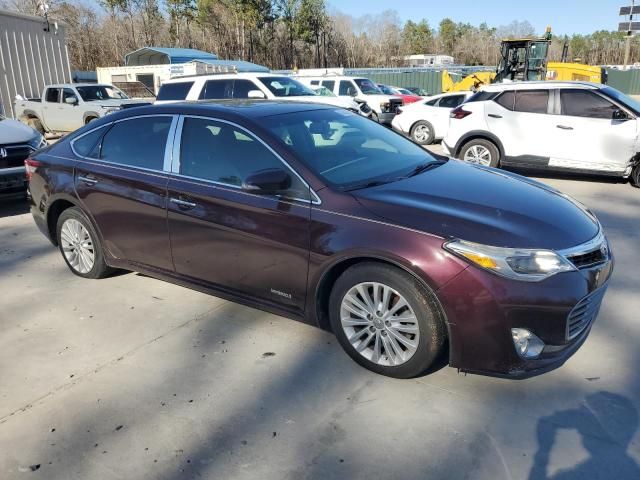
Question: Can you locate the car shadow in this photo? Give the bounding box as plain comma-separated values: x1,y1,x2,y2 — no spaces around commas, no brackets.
0,194,29,218
528,391,640,479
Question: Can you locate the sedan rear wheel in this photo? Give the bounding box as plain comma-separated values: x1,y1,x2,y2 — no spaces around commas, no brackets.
410,121,435,145
56,207,113,279
329,262,446,378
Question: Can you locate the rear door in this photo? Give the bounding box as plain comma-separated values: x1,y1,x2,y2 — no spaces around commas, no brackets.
43,88,64,131
485,89,554,165
550,88,638,173
73,115,176,271
166,115,313,313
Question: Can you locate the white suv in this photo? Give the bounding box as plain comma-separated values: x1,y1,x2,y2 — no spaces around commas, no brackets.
155,73,364,114
294,75,403,124
443,81,640,185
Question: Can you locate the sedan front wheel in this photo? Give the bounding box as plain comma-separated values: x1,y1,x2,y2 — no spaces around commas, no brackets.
329,262,446,378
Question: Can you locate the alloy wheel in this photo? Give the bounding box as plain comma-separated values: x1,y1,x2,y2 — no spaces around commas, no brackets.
340,282,420,367
463,145,492,166
413,124,431,142
60,218,95,274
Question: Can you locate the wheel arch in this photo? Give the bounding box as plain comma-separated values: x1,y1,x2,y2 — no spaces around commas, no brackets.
454,130,504,159
313,255,451,352
46,196,80,246
83,112,101,123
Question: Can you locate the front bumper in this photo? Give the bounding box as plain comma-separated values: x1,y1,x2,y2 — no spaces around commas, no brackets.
437,254,613,379
377,112,396,125
0,166,27,193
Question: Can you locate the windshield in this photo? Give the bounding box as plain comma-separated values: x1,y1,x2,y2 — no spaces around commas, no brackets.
377,84,396,95
76,85,129,101
397,88,413,95
602,86,640,115
265,108,440,190
354,78,383,94
258,76,316,97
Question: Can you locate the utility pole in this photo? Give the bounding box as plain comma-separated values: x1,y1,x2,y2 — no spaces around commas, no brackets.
620,1,640,68
625,0,635,69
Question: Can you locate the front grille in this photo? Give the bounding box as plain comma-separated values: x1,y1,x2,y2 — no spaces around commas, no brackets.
0,145,33,169
360,103,372,114
566,287,607,340
567,248,606,268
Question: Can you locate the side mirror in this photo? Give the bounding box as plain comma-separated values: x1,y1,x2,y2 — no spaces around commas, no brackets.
247,90,266,99
613,108,629,121
243,168,291,194
65,96,78,105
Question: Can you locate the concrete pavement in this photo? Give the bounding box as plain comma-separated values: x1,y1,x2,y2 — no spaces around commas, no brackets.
0,171,639,479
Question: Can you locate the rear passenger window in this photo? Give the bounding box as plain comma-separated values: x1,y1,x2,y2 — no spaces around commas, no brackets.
439,95,465,108
45,88,60,103
495,91,515,110
560,90,618,119
156,82,194,101
321,80,335,91
100,116,172,170
514,90,549,114
199,80,233,100
72,125,109,158
310,80,319,86
425,98,438,106
179,117,309,200
232,79,257,99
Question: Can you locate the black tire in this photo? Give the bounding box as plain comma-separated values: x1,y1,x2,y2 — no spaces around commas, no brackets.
631,164,640,188
410,120,435,145
56,207,113,279
458,138,500,168
85,116,98,125
328,262,446,379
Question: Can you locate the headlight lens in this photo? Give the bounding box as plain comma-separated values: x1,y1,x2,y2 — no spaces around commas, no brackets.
444,239,576,281
380,102,390,112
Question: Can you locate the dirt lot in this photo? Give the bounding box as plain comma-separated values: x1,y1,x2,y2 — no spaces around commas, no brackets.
1,167,639,479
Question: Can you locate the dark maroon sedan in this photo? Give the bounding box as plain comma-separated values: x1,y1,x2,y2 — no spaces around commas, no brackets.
26,101,613,379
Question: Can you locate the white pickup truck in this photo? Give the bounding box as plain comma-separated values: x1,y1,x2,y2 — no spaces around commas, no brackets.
15,83,150,135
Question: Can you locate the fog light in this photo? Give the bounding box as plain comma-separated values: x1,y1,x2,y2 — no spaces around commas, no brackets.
511,328,545,359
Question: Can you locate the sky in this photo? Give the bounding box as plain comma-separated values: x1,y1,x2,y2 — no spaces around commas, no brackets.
328,0,625,36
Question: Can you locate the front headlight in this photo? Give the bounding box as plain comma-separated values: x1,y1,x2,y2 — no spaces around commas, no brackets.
444,239,576,282
101,106,121,115
380,102,390,112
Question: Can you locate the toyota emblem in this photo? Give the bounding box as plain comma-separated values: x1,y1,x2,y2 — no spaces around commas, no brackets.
0,148,6,158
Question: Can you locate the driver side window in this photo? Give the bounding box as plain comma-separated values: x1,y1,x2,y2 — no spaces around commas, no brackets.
179,117,310,201
339,81,357,96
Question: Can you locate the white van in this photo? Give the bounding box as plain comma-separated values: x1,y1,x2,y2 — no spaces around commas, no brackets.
294,75,403,124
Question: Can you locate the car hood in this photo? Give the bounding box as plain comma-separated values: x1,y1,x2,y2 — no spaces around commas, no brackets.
0,118,39,145
352,160,600,250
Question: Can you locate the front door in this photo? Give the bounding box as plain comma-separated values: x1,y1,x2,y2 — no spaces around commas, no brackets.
550,88,638,173
166,116,312,313
73,115,175,271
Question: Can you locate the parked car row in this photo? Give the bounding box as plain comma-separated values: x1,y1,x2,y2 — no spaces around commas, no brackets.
0,112,45,195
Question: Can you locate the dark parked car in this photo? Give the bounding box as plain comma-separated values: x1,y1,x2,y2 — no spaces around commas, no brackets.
0,112,45,195
27,101,613,379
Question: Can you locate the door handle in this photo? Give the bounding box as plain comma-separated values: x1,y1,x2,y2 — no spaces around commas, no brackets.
78,175,98,186
556,125,574,130
170,197,197,209
488,114,502,118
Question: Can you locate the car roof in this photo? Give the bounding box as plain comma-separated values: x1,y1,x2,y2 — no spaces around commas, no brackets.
100,99,333,121
47,83,113,88
480,81,602,92
163,72,285,83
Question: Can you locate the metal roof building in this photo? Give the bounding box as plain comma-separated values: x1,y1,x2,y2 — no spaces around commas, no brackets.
124,47,218,66
0,9,71,118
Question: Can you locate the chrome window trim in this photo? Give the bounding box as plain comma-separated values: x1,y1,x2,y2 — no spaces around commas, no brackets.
70,114,177,174
171,114,321,205
163,116,180,172
557,230,607,258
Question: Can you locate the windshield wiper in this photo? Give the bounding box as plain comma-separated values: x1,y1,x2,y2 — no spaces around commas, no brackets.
404,160,448,178
345,179,396,191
